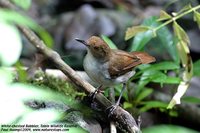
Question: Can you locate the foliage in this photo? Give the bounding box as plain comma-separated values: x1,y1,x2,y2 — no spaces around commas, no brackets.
193,59,200,76
124,4,200,110
101,35,118,49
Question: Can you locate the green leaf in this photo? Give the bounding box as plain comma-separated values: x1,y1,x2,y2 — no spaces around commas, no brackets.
173,21,190,45
130,30,153,51
101,35,118,49
15,61,28,82
182,96,200,104
139,101,168,112
129,16,179,63
169,110,178,117
137,61,180,75
135,71,165,95
136,88,153,102
123,102,133,109
142,125,198,133
140,70,180,84
157,26,179,62
129,17,158,51
0,21,22,66
193,59,200,76
11,0,32,10
0,9,53,48
135,61,180,80
153,76,181,84
193,11,200,29
157,10,172,21
125,26,150,40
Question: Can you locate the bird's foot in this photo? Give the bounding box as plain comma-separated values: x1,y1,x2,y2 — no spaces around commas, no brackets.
106,104,119,118
88,85,104,101
106,83,126,118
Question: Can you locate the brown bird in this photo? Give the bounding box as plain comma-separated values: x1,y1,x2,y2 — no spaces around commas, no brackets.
76,36,155,112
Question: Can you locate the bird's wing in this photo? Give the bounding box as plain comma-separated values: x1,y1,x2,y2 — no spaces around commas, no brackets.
108,50,155,78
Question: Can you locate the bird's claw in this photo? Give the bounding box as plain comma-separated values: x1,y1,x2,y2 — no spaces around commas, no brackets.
88,89,98,101
106,105,118,118
88,85,104,101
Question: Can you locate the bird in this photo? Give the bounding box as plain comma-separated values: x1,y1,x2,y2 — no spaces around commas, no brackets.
75,36,155,113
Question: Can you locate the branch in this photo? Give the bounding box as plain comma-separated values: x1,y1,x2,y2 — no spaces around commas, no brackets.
0,0,140,132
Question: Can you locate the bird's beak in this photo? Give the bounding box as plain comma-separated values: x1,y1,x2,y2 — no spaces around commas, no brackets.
75,38,88,46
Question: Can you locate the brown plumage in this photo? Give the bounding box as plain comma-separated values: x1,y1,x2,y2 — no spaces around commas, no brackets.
109,50,155,78
76,36,156,86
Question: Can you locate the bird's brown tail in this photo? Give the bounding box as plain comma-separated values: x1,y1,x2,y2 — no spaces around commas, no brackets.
131,51,156,64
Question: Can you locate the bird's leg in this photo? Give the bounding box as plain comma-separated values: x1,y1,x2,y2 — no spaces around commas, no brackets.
137,115,142,129
88,85,103,101
106,83,126,117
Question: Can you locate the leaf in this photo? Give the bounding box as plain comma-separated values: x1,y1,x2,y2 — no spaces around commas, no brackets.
11,0,32,10
125,26,150,40
139,101,168,113
140,70,180,84
128,17,158,51
0,9,53,48
15,61,28,82
137,61,180,75
157,26,179,62
136,88,153,102
193,59,200,76
193,11,200,29
123,102,133,109
173,21,190,45
167,81,189,109
0,21,22,66
130,30,154,51
101,35,118,49
130,16,179,63
153,76,181,84
182,96,200,104
169,110,178,117
142,125,198,133
135,70,180,96
157,10,172,21
176,41,193,81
